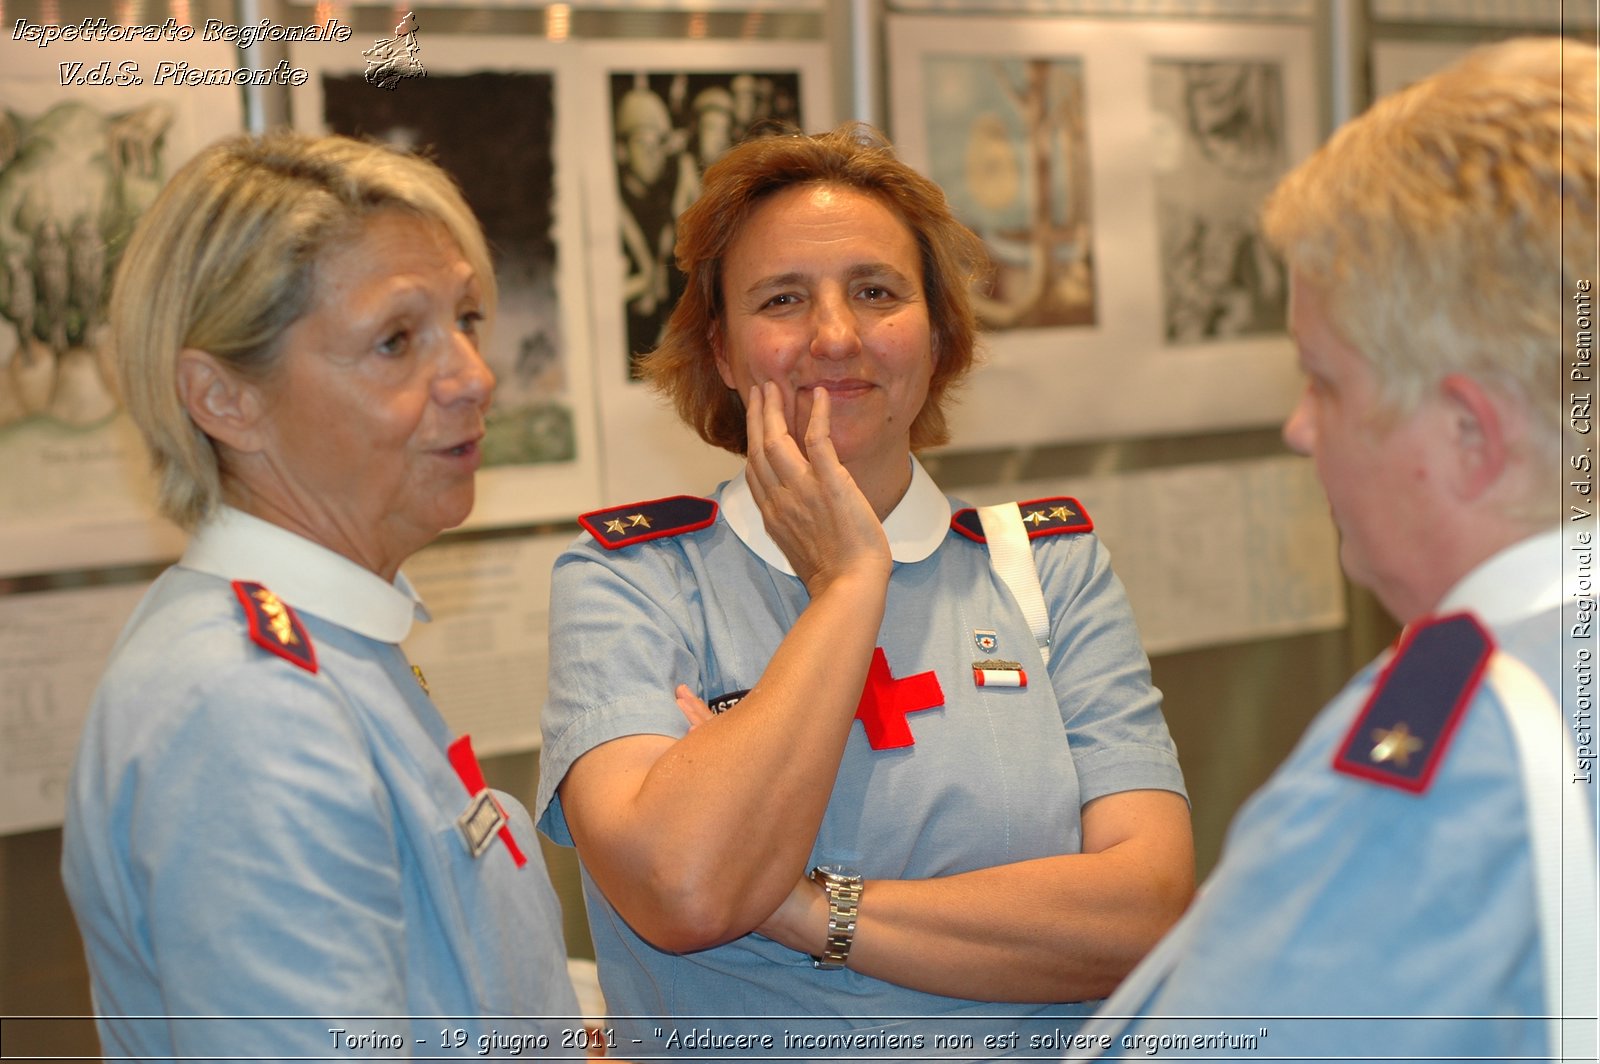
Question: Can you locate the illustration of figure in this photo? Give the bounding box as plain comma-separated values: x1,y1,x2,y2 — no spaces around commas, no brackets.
729,73,761,138
611,72,804,378
516,329,558,385
0,101,168,428
33,219,70,355
1181,62,1284,178
2,247,48,421
4,249,34,355
1150,59,1288,345
0,112,19,171
106,104,172,181
1162,214,1285,343
728,73,786,140
671,86,736,217
69,216,106,335
936,58,1097,331
614,82,678,375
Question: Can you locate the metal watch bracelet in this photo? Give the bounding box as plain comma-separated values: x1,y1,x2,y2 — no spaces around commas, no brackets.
808,864,863,970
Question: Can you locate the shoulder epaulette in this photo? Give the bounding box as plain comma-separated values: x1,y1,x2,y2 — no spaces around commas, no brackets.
1332,612,1492,794
231,580,317,674
579,495,718,551
950,497,1094,544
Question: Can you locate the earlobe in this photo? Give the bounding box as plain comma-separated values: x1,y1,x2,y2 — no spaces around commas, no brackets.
176,349,266,453
1439,374,1508,501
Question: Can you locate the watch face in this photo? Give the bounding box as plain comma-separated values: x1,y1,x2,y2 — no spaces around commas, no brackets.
815,863,862,881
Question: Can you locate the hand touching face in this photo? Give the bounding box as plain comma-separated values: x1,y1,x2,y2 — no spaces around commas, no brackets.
713,182,934,494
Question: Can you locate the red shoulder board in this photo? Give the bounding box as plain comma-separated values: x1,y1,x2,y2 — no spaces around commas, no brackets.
578,495,718,551
231,580,317,674
950,497,1094,543
1332,612,1492,794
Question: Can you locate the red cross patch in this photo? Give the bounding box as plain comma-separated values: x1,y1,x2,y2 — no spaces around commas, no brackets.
854,647,944,750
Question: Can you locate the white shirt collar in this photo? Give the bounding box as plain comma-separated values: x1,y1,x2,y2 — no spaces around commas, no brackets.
720,455,949,576
180,506,430,643
1436,526,1566,629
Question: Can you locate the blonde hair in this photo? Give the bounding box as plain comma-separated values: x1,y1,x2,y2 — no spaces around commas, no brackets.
641,122,989,455
1263,36,1596,512
113,131,494,529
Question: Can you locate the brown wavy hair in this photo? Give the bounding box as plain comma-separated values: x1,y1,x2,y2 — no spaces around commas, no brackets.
640,122,989,455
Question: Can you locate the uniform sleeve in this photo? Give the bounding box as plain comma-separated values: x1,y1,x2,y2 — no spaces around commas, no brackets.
126,660,412,1057
1101,678,1545,1059
536,542,702,844
1036,532,1187,805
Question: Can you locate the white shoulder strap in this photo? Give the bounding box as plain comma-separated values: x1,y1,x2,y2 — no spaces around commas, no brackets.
976,502,1052,668
1492,652,1598,1062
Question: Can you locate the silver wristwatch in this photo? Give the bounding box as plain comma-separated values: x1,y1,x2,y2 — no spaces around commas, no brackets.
808,864,864,970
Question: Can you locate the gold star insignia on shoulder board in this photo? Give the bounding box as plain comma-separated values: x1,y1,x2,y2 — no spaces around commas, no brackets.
579,495,719,551
949,496,1094,543
1333,613,1492,794
412,664,431,696
1369,722,1424,766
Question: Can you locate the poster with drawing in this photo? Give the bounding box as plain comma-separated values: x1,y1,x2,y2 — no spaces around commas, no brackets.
1149,58,1288,344
888,16,1318,449
291,33,604,526
579,41,831,503
611,69,803,379
920,55,1097,331
0,37,243,576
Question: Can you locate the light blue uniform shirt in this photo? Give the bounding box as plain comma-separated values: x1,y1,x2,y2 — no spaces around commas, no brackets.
62,508,579,1061
538,460,1186,1057
1074,529,1595,1060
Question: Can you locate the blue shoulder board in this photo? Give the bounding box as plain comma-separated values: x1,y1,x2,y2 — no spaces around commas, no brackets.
1332,612,1493,794
579,495,718,551
949,497,1094,544
231,580,317,674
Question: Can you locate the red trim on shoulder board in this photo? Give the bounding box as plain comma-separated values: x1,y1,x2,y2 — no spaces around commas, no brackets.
1332,612,1493,794
579,495,718,551
949,497,1094,544
231,580,317,674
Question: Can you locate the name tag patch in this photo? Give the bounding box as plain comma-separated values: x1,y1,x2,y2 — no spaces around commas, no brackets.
708,688,751,715
456,789,507,859
446,734,527,867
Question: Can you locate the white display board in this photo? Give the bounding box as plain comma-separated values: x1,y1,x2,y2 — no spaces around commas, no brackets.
889,14,1319,450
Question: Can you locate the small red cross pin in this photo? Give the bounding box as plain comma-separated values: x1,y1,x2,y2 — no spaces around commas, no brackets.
854,647,944,750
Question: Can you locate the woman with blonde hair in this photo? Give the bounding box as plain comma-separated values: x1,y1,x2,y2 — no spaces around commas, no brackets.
62,131,578,1058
